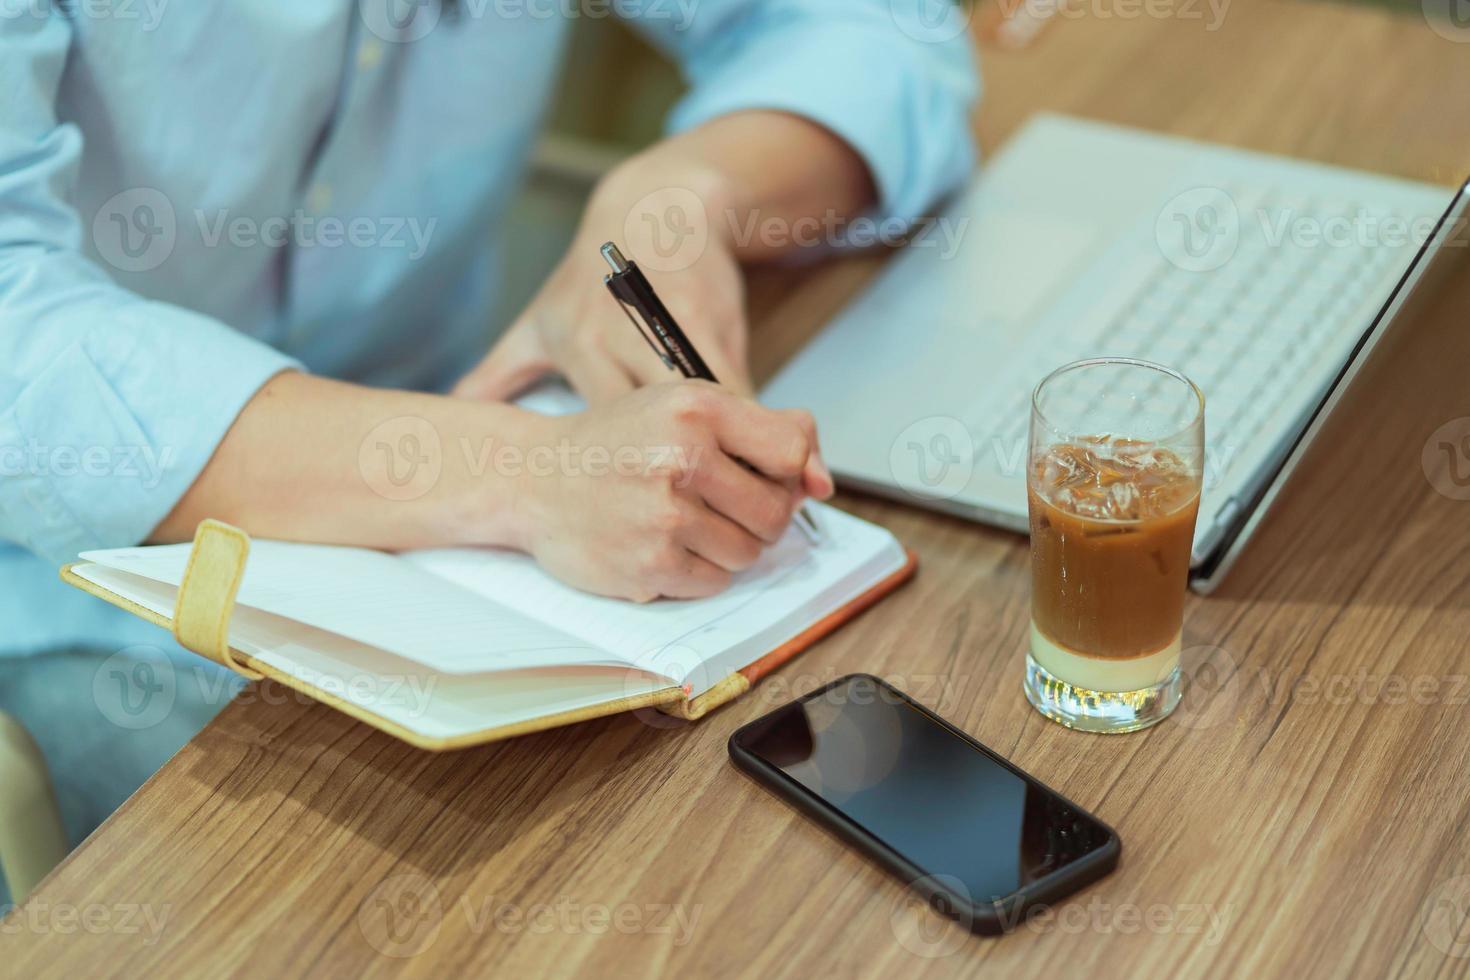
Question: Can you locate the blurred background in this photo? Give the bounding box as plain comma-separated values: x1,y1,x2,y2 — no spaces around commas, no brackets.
503,0,1469,337
498,22,681,325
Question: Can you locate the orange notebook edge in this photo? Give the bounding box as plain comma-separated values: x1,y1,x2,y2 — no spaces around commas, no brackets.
668,548,921,722
59,529,919,750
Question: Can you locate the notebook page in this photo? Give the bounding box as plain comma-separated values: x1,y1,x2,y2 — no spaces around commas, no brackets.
404,501,903,695
78,541,624,675
69,564,677,740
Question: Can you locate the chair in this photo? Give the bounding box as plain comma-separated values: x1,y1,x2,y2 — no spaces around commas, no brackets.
0,711,68,902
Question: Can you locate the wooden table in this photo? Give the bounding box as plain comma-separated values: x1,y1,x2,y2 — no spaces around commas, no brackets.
9,2,1470,975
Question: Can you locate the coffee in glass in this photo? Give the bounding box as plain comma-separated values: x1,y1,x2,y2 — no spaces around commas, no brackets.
1024,359,1205,733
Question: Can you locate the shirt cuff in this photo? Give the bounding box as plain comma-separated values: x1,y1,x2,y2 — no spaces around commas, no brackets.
0,299,299,565
666,25,978,227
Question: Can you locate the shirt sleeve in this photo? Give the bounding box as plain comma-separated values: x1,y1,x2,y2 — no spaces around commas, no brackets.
624,0,980,225
0,13,300,566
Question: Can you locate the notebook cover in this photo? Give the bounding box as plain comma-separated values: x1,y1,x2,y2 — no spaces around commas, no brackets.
59,524,918,751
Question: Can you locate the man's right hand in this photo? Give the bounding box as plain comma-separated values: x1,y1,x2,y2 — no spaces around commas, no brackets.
509,381,834,602
156,373,833,604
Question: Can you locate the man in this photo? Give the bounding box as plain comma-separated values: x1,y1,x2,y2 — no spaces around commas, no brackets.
0,0,977,872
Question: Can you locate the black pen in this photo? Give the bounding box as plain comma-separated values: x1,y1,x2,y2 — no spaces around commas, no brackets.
600,242,823,545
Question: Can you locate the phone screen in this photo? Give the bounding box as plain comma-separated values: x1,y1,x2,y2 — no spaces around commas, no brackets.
732,676,1115,905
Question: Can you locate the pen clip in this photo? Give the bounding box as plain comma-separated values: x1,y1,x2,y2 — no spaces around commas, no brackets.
609,288,675,372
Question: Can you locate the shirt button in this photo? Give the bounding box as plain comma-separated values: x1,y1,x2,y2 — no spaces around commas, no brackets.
357,39,384,71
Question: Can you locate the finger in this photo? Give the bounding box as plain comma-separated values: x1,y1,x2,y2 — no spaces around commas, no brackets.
718,318,751,394
709,398,814,483
452,320,551,402
656,551,733,600
678,502,764,573
603,313,679,389
688,453,797,544
661,286,751,394
659,300,749,392
559,339,639,405
784,409,834,499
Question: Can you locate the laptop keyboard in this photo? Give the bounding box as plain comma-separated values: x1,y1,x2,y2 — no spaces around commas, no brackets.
966,191,1402,467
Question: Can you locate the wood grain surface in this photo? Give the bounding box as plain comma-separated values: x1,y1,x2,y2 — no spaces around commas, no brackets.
7,1,1470,976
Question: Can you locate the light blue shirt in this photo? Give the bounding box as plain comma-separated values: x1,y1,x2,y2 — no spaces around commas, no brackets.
0,0,977,657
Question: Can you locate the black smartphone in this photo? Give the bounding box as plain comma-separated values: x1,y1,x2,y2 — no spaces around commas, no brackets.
727,674,1120,936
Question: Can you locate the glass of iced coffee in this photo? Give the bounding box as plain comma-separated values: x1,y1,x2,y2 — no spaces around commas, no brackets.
1024,358,1205,733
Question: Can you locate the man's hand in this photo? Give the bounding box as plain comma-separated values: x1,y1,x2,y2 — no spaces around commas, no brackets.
454,110,877,406
454,165,752,405
511,381,833,602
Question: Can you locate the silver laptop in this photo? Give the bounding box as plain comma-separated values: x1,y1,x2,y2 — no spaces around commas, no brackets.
763,114,1468,591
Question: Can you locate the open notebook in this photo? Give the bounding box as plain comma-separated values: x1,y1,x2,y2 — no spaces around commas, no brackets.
64,504,912,748
62,380,913,748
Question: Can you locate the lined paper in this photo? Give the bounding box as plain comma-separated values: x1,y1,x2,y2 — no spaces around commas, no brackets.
79,541,614,674
405,503,902,689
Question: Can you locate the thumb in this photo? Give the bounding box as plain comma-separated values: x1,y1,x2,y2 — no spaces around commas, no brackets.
452,319,552,402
